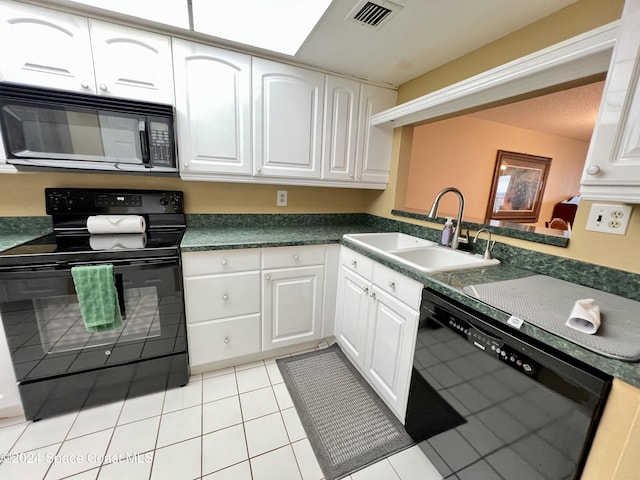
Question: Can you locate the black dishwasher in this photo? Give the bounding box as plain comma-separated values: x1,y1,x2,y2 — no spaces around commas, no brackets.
404,288,611,480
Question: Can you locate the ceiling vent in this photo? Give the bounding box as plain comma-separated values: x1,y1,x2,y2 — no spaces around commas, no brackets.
347,0,402,29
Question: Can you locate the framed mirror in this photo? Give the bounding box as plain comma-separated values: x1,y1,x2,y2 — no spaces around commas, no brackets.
485,150,552,223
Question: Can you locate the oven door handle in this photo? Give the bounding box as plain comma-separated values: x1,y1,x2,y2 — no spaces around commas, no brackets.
0,256,179,275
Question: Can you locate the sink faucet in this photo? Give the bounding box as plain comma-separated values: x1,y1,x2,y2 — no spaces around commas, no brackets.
428,187,465,249
473,228,495,259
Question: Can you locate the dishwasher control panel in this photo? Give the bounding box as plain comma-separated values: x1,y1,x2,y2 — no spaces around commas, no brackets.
445,315,537,376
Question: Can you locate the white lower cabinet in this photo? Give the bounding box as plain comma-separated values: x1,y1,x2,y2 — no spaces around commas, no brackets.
262,265,324,351
364,286,419,419
334,265,370,365
183,249,261,368
261,245,326,351
182,245,330,369
334,246,421,421
187,314,261,366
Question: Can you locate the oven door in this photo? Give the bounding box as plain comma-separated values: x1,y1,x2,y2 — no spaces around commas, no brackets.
0,256,186,384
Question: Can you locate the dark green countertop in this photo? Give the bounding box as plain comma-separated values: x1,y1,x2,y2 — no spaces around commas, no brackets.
0,216,52,250
1,214,638,388
180,224,380,251
179,216,640,389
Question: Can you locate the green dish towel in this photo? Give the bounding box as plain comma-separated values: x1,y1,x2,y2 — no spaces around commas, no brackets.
71,264,122,332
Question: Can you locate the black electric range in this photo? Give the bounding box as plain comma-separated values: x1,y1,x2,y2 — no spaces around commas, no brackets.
0,188,189,421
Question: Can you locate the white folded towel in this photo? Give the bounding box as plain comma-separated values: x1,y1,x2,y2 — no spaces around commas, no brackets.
565,298,601,334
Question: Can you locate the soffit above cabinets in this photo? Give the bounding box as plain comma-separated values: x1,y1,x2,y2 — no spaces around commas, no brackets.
36,0,580,86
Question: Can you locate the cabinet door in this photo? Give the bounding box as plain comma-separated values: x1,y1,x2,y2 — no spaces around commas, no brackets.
322,75,360,181
334,265,370,367
173,39,252,176
89,20,174,104
0,1,95,93
581,0,640,201
356,84,397,184
262,265,324,351
364,286,419,421
253,58,324,179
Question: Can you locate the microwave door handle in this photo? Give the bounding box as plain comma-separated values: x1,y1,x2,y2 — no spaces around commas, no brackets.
139,120,150,165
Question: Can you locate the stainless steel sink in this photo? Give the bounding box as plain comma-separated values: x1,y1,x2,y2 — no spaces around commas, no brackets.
343,232,500,273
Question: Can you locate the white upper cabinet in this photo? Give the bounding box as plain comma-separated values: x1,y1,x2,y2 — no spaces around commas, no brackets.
356,84,397,184
173,39,252,177
581,0,640,202
0,1,173,103
322,75,360,181
322,77,397,185
253,58,325,179
0,1,95,93
89,21,174,104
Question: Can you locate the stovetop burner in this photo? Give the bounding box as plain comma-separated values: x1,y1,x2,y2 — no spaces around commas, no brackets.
0,188,186,268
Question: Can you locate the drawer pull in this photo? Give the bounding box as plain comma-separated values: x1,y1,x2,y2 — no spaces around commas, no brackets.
370,292,376,300
363,287,369,294
222,294,229,301
388,281,396,289
351,260,357,267
224,336,230,344
221,259,228,266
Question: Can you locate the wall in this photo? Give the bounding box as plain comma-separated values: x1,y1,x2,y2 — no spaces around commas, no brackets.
0,172,372,216
365,0,640,274
404,116,589,227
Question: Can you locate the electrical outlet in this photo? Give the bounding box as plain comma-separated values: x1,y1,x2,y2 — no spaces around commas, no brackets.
277,190,287,207
585,203,632,235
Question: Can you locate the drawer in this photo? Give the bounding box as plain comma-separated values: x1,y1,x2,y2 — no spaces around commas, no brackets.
340,246,374,279
187,314,261,366
373,262,422,310
182,249,261,276
184,272,260,323
262,245,325,269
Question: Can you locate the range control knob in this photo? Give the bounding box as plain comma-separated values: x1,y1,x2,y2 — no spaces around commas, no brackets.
160,196,169,206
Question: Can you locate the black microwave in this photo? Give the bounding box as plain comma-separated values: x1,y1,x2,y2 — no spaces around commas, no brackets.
0,83,177,175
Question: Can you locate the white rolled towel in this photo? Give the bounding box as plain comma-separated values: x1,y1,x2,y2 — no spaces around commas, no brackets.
87,215,146,234
565,298,601,335
89,233,147,250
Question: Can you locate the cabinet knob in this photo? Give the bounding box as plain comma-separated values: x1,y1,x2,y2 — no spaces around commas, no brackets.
222,294,229,301
221,259,228,266
256,167,262,173
182,162,189,168
349,174,354,179
265,274,271,280
586,166,601,175
351,260,357,267
105,350,111,356
99,84,108,92
370,291,376,300
81,82,90,89
357,175,361,180
293,254,299,261
388,281,396,289
224,336,230,344
363,287,369,294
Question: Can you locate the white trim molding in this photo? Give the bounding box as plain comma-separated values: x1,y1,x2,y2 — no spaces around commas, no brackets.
372,21,620,128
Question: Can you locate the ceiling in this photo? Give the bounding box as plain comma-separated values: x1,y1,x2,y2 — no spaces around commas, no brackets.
295,0,580,86
47,0,581,87
468,80,605,142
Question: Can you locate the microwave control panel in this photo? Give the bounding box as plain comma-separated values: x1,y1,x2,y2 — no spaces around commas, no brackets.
148,119,173,166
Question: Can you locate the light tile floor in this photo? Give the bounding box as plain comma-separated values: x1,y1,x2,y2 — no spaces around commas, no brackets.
0,350,440,480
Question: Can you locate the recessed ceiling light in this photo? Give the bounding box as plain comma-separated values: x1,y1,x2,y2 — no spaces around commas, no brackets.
191,0,333,56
